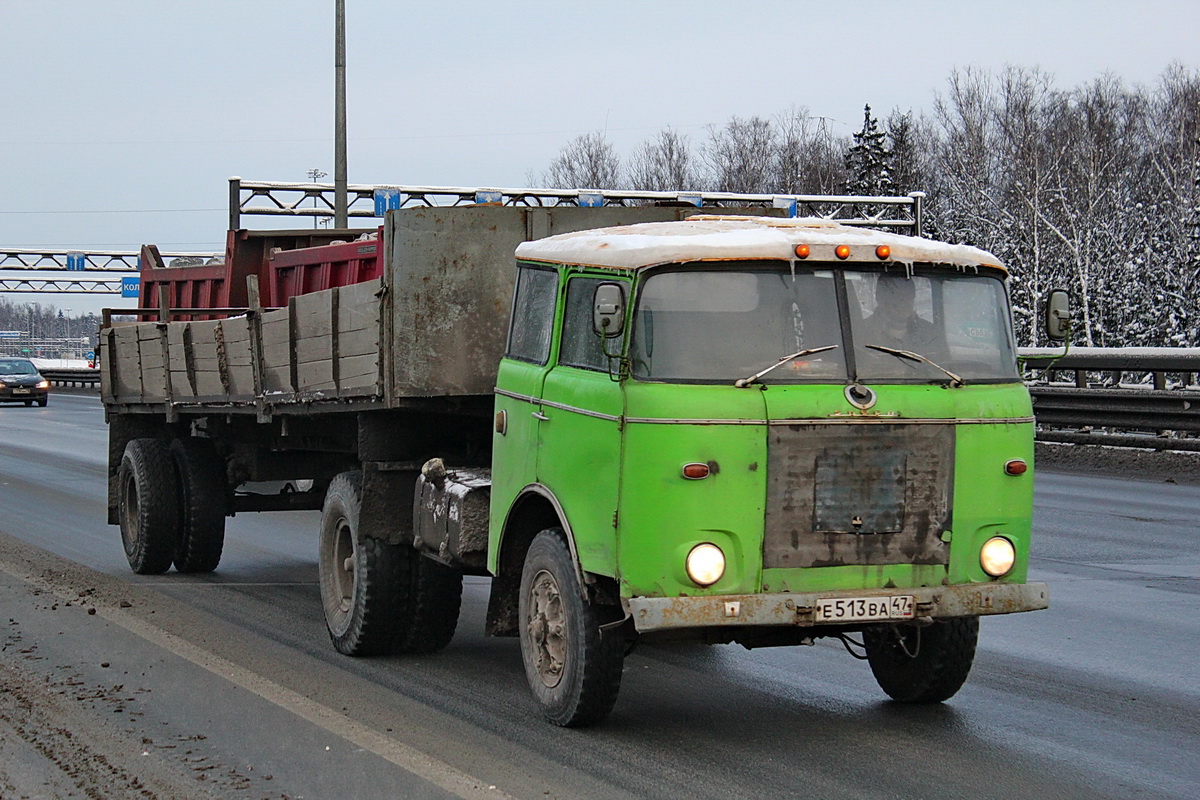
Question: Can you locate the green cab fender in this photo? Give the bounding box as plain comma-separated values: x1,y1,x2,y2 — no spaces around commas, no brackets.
485,483,590,636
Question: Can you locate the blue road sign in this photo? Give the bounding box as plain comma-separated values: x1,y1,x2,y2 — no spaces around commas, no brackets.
66,251,86,271
85,350,95,360
121,276,140,299
577,191,604,208
374,188,401,216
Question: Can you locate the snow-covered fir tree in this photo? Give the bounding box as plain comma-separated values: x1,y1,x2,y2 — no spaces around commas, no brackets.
845,104,893,196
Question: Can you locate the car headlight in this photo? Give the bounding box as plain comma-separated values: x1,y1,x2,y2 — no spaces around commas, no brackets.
980,536,1016,577
36,380,50,389
685,543,726,587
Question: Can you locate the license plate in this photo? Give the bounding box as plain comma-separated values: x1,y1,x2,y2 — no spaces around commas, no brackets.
815,595,914,623
12,388,30,395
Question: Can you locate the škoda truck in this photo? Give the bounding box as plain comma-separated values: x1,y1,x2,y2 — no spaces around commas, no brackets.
101,187,1056,725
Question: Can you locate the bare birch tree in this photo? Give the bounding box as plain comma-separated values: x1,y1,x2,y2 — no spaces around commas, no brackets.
543,132,623,189
701,115,778,193
628,128,697,191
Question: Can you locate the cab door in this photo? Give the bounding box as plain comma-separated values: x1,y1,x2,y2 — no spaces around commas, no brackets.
536,275,628,578
490,265,560,548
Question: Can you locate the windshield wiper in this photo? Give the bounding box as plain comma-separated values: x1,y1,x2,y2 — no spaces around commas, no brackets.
864,344,965,388
734,345,839,388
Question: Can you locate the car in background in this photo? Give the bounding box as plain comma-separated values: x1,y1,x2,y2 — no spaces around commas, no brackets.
0,358,50,407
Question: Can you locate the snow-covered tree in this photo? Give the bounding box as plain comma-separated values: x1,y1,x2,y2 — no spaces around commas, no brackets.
774,107,848,195
845,104,893,196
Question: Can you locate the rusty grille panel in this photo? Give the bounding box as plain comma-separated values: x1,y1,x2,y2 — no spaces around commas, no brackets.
763,424,953,568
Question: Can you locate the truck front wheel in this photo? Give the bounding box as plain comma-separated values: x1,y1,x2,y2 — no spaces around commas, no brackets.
519,529,624,726
117,439,180,575
319,471,404,656
863,616,979,703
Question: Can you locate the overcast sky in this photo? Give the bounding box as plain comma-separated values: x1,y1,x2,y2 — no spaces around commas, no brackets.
1,0,1197,314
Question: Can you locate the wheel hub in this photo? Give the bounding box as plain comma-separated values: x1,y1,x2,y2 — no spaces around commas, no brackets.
527,569,566,688
332,518,356,613
120,476,139,554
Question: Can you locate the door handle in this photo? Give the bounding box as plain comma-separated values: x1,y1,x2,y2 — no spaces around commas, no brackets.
532,411,549,421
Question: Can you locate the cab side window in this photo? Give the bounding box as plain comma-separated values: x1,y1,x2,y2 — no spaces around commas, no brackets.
506,267,559,365
559,277,620,371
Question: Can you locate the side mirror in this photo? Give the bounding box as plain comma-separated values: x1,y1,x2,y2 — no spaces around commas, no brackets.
1044,289,1071,342
593,283,625,338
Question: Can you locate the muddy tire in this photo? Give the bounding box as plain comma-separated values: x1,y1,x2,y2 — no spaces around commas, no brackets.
519,528,624,726
170,438,226,573
864,616,979,703
117,439,180,575
396,547,462,654
319,471,406,656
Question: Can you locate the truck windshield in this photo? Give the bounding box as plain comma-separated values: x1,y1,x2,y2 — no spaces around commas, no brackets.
630,267,847,383
845,271,1018,383
629,263,1018,384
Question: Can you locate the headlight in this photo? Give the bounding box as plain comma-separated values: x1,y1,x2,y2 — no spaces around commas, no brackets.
36,380,50,389
685,543,726,587
980,536,1016,577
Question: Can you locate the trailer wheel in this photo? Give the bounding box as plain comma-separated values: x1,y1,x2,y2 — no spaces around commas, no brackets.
170,438,226,573
319,471,404,656
395,547,462,654
863,616,979,703
117,439,180,575
519,528,624,726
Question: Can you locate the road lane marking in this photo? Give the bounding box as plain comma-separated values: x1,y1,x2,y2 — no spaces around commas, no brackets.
0,555,515,800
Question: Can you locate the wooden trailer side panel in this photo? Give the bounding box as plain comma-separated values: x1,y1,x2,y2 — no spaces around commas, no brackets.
102,279,384,411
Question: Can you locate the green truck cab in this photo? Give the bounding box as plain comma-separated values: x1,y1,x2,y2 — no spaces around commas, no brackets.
488,216,1048,725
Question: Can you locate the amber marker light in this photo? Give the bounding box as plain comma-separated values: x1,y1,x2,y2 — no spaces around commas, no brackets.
835,244,851,259
875,245,891,260
1005,459,1028,476
794,244,811,259
682,463,711,480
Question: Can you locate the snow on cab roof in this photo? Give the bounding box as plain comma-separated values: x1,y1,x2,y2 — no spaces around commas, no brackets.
515,215,1004,272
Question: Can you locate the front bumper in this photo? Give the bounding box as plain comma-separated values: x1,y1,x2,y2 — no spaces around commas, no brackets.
627,582,1049,633
0,387,48,402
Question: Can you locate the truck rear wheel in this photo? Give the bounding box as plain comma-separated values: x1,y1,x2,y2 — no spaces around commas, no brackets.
117,439,180,575
519,529,624,726
863,616,979,703
395,547,462,654
170,438,226,573
319,471,404,656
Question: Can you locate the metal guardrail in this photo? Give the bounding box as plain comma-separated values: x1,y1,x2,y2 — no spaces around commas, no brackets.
1021,347,1200,451
38,368,101,388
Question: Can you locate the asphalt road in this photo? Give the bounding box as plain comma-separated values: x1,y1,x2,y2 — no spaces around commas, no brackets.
0,394,1196,800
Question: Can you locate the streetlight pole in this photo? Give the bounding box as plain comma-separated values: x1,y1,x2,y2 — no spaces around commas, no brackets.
333,0,348,228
